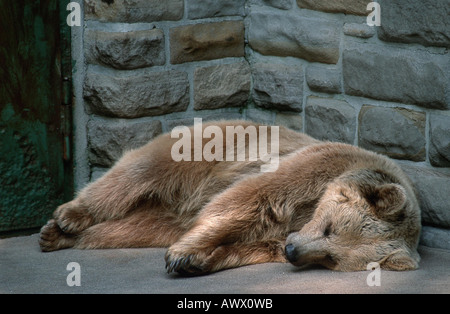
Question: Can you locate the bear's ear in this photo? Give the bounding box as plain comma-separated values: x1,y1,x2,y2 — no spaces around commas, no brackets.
380,250,419,271
363,184,407,218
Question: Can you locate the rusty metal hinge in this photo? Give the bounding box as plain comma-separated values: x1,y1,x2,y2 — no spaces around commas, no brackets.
61,76,72,161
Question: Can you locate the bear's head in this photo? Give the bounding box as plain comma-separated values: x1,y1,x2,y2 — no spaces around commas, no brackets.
285,169,421,271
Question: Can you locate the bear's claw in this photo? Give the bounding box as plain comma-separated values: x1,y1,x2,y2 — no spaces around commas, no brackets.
165,254,189,273
165,253,205,275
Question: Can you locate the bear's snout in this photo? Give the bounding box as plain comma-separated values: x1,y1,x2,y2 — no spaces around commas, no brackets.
284,243,298,263
285,231,330,267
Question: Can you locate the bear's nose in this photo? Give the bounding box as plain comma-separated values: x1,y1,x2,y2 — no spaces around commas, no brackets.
285,243,298,263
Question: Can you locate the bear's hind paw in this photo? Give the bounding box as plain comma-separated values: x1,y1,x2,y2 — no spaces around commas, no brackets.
53,201,94,234
39,219,76,252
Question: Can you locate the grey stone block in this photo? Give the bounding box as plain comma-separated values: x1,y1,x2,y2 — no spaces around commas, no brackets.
245,108,275,125
257,0,293,10
166,112,244,131
84,69,189,118
343,44,449,109
252,63,303,112
248,9,341,64
358,106,426,161
343,23,376,39
88,119,162,167
187,0,245,19
378,0,450,48
296,0,369,15
194,62,251,110
84,29,165,70
400,162,450,229
429,114,450,167
306,64,341,94
170,21,245,64
275,113,303,132
90,167,108,182
84,0,184,22
420,226,450,251
305,96,356,144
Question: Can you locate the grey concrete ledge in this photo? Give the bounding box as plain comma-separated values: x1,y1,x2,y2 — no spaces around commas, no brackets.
1,234,449,293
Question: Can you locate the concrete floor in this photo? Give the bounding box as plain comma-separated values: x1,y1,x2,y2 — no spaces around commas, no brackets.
1,234,449,294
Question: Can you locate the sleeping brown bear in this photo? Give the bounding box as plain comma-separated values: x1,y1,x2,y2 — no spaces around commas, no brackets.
40,120,421,274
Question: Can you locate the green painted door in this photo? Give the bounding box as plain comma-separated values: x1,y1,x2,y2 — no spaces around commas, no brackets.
0,0,73,233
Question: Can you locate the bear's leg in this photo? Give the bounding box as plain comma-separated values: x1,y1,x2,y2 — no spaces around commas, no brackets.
166,240,286,275
52,155,160,235
74,210,188,249
40,206,190,251
165,209,254,273
165,177,287,274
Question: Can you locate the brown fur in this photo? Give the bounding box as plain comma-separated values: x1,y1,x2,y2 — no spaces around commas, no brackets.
39,120,421,274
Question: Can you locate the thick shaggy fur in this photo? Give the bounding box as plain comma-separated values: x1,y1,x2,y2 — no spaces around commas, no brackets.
40,121,421,274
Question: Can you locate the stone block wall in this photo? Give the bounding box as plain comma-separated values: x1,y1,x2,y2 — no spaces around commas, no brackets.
81,0,249,181
74,0,450,248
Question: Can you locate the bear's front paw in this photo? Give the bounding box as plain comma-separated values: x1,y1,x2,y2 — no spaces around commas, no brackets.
165,246,210,276
54,200,94,234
